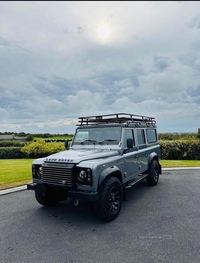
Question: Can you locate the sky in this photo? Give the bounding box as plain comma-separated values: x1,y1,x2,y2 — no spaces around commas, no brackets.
0,1,200,135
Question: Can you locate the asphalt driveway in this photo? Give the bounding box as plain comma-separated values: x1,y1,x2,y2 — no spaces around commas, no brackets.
0,169,200,263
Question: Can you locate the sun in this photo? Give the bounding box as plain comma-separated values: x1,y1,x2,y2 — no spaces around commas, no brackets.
97,24,111,41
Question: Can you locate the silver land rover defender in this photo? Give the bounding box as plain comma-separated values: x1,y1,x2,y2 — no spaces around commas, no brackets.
27,113,162,221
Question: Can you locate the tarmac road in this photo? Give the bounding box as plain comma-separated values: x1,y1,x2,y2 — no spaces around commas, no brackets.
0,169,200,263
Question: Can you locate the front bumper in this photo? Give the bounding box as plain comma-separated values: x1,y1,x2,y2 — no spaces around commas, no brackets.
68,190,98,201
27,183,45,191
27,183,98,202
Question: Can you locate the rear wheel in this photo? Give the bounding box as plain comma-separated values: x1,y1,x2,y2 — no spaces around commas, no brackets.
94,177,123,222
146,160,160,186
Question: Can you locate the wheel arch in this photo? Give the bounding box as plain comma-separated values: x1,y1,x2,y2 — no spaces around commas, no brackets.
148,152,158,164
148,152,162,174
98,166,122,188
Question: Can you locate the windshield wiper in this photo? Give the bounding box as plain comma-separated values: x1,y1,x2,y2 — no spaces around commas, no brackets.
81,139,97,145
99,139,118,145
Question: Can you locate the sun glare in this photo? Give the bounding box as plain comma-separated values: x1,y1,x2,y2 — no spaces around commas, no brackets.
97,24,111,41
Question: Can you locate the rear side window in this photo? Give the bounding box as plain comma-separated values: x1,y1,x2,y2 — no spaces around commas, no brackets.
146,129,157,143
137,129,146,145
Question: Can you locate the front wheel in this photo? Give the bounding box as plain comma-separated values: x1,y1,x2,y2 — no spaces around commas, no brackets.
94,177,123,222
146,160,160,186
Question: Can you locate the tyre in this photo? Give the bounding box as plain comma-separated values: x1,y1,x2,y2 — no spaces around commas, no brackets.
35,187,66,206
94,177,123,222
146,160,160,186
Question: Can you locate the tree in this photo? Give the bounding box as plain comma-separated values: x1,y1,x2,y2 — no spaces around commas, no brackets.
26,134,34,142
197,128,200,139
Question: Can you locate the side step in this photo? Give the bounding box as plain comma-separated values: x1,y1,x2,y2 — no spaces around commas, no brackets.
125,174,148,189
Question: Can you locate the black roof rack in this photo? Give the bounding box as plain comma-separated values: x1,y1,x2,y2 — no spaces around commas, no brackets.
77,113,156,127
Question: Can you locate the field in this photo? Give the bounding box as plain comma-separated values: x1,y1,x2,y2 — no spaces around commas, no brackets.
0,159,34,190
0,159,200,190
160,160,200,167
35,135,73,140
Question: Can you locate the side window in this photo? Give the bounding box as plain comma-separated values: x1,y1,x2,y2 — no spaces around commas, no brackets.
123,129,135,147
146,129,157,143
136,129,146,145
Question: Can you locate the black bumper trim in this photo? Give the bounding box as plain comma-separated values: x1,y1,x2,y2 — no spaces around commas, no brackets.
27,183,46,192
68,190,98,202
27,183,98,202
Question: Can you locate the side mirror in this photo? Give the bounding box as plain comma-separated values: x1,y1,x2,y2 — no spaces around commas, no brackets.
127,138,133,148
64,140,69,149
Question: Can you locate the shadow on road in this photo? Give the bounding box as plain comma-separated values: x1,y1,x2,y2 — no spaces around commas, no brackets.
28,179,155,226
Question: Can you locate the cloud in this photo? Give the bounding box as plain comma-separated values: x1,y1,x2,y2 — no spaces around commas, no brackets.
188,14,200,29
0,108,9,120
152,56,170,73
66,90,103,115
0,1,200,134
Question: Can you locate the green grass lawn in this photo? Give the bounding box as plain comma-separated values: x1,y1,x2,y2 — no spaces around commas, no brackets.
0,159,200,190
160,160,200,168
0,159,34,190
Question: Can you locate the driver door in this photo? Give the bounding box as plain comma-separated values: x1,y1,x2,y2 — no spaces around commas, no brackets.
123,129,139,182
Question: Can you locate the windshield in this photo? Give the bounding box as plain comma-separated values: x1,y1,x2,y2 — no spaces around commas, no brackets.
72,126,122,145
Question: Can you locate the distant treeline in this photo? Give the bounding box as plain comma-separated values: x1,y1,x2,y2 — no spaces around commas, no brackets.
0,132,199,140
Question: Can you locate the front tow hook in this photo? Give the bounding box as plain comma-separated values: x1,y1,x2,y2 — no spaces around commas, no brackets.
73,199,79,206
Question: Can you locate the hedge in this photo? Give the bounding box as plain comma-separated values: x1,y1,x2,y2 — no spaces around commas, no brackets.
0,140,200,160
0,147,26,159
159,140,200,160
20,140,65,158
158,133,198,140
0,141,26,147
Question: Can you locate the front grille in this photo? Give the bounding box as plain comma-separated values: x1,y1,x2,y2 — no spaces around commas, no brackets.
42,163,74,188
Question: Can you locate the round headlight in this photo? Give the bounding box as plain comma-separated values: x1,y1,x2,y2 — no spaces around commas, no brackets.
37,167,43,178
78,170,87,182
